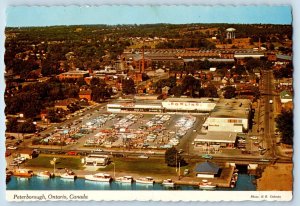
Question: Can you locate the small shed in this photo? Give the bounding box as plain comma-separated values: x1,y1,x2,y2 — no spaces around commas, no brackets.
194,161,220,178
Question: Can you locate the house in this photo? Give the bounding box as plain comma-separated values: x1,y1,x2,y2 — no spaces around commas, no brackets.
280,90,293,104
194,162,220,178
40,109,48,122
54,98,79,111
18,149,35,159
79,89,92,101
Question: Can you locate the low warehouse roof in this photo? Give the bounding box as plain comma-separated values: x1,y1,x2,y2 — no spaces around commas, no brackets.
194,162,220,174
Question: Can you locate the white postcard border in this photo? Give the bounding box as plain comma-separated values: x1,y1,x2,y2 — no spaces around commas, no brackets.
6,190,292,202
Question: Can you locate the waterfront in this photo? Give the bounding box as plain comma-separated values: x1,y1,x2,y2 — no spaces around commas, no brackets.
7,174,256,191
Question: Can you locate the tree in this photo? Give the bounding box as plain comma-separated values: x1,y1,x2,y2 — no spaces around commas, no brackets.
17,120,36,133
223,86,236,99
142,73,150,81
170,85,183,97
165,147,182,167
182,76,201,97
47,109,61,123
275,109,293,145
122,78,135,94
203,84,219,98
91,86,111,102
76,77,86,87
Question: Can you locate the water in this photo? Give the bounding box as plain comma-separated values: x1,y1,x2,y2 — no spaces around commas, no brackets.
7,174,256,191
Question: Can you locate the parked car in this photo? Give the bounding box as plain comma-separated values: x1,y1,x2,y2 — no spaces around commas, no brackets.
201,154,213,159
138,155,149,159
178,149,184,154
183,169,189,175
7,146,17,150
66,151,78,156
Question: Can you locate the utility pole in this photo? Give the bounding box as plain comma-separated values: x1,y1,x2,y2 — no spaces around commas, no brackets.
175,152,178,172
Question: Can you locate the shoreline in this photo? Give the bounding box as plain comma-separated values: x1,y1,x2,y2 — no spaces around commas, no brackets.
9,165,236,188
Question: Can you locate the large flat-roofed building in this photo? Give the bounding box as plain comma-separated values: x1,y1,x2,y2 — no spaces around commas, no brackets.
162,97,218,113
194,131,237,149
202,99,251,133
234,52,265,59
107,97,218,114
107,99,163,113
58,70,89,80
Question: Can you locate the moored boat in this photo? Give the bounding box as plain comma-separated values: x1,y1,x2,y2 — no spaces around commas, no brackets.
60,169,77,179
115,176,133,183
13,169,33,178
37,171,52,178
162,179,175,187
136,177,154,184
6,171,13,183
85,173,112,182
199,179,216,190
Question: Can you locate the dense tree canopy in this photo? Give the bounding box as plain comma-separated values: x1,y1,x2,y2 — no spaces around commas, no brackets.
122,78,135,94
223,86,237,99
165,147,184,167
275,109,293,145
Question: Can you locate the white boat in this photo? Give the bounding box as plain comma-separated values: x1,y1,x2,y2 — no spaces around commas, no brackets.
85,173,112,182
136,177,154,184
199,180,216,190
60,170,77,179
37,171,51,178
162,179,175,187
115,176,133,183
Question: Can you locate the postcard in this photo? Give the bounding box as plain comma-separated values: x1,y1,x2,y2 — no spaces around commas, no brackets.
4,4,293,202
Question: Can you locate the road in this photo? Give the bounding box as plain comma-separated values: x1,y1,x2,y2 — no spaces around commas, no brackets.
260,70,284,159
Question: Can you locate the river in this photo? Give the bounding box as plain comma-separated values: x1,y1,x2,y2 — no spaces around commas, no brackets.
7,174,256,191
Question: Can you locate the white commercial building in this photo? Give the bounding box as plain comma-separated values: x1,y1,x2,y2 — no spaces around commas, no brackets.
194,131,237,149
202,99,251,133
162,97,218,113
107,97,218,114
85,154,109,166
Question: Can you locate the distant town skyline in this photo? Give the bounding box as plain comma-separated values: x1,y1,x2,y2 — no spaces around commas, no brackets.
6,5,292,27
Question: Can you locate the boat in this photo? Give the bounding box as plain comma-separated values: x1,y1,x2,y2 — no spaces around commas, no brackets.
37,171,52,178
232,173,238,181
6,171,13,184
85,173,112,182
13,169,34,178
136,177,154,184
115,176,133,183
162,179,175,187
60,169,77,179
199,179,216,190
230,179,236,188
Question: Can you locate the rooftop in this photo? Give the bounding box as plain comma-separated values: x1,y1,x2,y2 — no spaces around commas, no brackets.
194,162,220,174
280,90,293,99
164,97,219,103
60,70,89,75
210,99,251,118
194,131,238,143
276,54,292,61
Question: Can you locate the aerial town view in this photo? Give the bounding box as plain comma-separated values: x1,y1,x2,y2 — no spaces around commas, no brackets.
5,6,293,195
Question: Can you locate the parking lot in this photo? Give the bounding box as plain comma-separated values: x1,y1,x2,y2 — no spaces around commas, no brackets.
24,109,206,155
